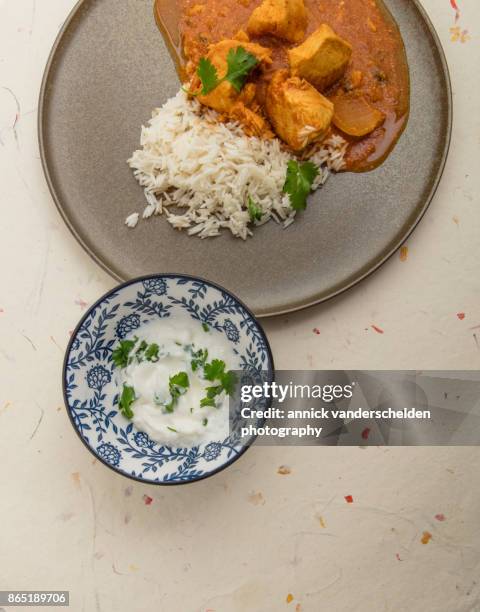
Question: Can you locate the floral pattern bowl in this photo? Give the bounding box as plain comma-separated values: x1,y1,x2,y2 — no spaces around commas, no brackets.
63,274,274,485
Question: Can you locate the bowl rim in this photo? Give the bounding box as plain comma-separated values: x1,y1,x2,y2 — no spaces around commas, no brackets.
63,273,275,486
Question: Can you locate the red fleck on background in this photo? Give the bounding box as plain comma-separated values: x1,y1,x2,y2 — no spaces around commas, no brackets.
435,513,446,522
74,298,89,310
450,0,460,22
345,495,354,504
313,328,321,335
396,553,402,561
457,313,466,320
143,494,153,506
371,325,384,335
361,427,371,440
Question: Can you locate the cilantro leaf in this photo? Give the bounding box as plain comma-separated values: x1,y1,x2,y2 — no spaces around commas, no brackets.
225,46,259,92
170,372,190,389
201,397,217,408
197,57,220,95
200,359,238,407
145,343,160,362
220,370,238,396
202,323,210,332
119,384,136,419
195,46,259,97
283,160,319,211
191,348,209,372
112,340,136,369
248,196,263,223
206,385,224,398
135,340,148,361
204,359,226,382
165,371,190,413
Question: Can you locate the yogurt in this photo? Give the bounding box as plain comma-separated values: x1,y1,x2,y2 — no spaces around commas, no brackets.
114,315,239,447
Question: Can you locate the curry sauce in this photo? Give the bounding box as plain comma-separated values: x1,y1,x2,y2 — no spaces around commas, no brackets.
154,0,410,172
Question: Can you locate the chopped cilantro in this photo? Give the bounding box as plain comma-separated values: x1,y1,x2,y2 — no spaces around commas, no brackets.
112,340,136,369
203,418,208,427
204,359,226,382
225,46,259,92
248,196,263,223
200,397,217,408
220,370,237,396
202,322,210,332
197,57,220,95
113,339,162,368
170,371,190,388
119,384,136,419
206,385,224,399
283,160,319,211
165,371,190,413
167,426,178,433
195,46,259,96
145,343,160,362
136,340,148,355
201,359,238,407
191,348,209,372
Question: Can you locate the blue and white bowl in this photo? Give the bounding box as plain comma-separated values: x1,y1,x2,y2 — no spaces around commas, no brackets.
63,274,274,485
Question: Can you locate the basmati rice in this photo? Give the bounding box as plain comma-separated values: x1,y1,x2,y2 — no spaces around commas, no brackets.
127,90,347,239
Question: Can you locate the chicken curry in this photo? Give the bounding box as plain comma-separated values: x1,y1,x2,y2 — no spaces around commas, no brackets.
154,0,410,172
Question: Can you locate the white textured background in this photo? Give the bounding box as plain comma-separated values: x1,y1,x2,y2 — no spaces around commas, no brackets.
0,1,479,610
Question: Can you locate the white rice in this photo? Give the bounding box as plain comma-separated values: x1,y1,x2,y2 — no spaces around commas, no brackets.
127,90,347,240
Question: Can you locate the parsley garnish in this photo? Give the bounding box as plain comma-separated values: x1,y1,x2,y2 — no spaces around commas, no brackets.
248,196,263,223
165,371,190,413
283,160,319,211
196,46,259,96
202,323,210,333
119,384,136,419
112,340,136,368
203,418,208,427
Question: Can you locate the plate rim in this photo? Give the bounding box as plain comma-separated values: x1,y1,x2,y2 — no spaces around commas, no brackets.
38,0,453,319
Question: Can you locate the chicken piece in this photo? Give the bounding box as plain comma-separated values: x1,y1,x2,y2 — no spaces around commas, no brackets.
233,29,250,43
237,82,257,106
288,24,352,91
265,70,334,151
197,40,272,114
247,0,307,44
229,102,275,138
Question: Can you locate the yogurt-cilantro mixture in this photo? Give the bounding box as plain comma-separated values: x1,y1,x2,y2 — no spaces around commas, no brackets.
112,316,239,447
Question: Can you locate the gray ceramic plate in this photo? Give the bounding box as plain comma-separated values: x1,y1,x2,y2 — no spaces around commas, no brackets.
39,0,451,317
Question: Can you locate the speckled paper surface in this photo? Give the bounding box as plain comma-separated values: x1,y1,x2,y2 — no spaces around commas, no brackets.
0,0,479,610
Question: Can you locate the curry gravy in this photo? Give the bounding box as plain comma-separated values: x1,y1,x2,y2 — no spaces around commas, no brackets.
154,0,410,172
